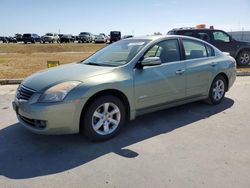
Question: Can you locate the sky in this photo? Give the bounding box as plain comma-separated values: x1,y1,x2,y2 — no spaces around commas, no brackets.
1,0,250,36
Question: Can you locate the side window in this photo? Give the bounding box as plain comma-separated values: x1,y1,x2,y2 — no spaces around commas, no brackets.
206,45,215,57
143,40,180,63
144,45,161,58
197,32,210,42
213,31,230,42
182,39,207,60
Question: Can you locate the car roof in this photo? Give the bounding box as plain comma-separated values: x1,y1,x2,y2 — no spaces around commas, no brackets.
125,35,196,41
124,35,217,48
169,28,225,32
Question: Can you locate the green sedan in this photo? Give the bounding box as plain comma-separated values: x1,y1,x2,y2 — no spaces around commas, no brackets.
13,35,236,141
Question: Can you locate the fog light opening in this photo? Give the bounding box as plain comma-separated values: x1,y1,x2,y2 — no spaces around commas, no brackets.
34,120,47,129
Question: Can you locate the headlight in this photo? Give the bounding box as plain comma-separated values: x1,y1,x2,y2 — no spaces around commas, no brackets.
39,81,81,103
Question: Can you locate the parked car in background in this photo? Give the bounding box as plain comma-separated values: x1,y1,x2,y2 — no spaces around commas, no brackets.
15,34,23,42
12,35,236,141
94,34,107,43
78,32,94,43
110,31,121,43
168,25,250,66
100,33,108,41
60,34,74,43
41,33,60,43
7,36,18,43
22,33,41,44
0,36,9,43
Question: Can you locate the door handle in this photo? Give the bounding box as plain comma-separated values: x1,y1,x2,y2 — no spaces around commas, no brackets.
175,69,185,75
210,62,217,67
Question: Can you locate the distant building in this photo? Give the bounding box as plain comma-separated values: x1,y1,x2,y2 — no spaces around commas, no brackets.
229,31,250,42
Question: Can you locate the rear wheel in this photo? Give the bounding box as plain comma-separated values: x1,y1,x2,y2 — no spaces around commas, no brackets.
207,75,226,105
237,50,250,66
81,95,126,141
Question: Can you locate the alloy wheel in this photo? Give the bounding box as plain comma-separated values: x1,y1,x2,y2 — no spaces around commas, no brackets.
92,102,121,135
212,80,225,101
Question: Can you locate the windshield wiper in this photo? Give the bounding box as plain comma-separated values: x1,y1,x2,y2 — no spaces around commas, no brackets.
87,62,102,66
86,62,117,67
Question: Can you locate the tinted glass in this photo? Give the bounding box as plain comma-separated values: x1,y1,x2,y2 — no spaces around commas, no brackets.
178,31,194,36
197,32,210,42
213,31,230,42
80,32,89,35
183,40,207,60
144,39,180,63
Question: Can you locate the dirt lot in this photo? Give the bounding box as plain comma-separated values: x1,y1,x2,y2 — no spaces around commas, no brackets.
0,43,105,79
0,43,250,79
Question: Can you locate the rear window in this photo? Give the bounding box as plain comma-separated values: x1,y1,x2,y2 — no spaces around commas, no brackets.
178,31,194,37
197,32,210,42
182,39,207,60
80,32,89,35
167,31,175,35
111,31,120,35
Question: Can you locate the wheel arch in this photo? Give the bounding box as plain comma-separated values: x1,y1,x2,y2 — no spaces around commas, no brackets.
236,47,250,59
80,89,131,129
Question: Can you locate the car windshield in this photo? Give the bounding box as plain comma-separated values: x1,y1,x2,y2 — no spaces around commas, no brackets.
82,39,150,66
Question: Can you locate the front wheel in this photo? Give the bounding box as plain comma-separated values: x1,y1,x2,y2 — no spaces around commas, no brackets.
207,75,226,105
81,95,126,141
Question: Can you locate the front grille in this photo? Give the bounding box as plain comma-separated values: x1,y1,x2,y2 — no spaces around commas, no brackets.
16,85,36,101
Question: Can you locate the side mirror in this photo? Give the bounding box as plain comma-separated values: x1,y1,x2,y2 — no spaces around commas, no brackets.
141,57,162,67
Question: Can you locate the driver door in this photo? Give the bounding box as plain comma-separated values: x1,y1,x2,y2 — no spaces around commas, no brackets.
134,39,186,110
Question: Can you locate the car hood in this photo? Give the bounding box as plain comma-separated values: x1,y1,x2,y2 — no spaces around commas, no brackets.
22,63,115,91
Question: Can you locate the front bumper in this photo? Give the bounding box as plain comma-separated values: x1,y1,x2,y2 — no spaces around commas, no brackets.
13,97,86,135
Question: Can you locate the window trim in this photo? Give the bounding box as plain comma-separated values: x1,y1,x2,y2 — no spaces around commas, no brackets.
205,44,215,57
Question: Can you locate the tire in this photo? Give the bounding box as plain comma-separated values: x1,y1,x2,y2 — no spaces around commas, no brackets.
237,50,250,66
81,95,127,141
207,75,227,105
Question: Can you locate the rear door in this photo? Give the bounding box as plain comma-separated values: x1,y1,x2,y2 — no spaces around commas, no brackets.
134,39,186,110
181,39,215,97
